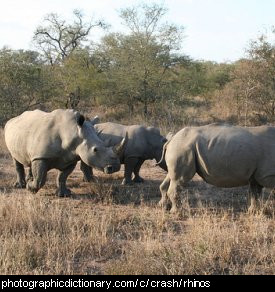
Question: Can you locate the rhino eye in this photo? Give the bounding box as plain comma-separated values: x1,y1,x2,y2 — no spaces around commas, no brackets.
92,146,98,153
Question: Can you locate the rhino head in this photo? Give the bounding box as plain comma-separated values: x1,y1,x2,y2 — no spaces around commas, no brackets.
75,113,127,174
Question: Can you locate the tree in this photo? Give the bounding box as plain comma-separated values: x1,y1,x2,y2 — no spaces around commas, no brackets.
177,60,233,98
0,48,55,124
247,32,275,122
214,60,256,124
217,31,275,125
33,10,106,64
95,3,184,116
50,48,104,109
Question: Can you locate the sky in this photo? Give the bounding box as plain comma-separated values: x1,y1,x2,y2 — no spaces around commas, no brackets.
0,0,275,62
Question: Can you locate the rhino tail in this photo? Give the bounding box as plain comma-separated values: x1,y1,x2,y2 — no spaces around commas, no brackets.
155,138,171,166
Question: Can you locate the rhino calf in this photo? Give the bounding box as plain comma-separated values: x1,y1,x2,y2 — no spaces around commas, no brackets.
81,122,167,184
158,123,275,213
4,109,127,196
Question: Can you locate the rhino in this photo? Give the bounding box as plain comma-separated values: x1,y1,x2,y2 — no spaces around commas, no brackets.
4,109,127,196
158,123,275,213
81,122,167,184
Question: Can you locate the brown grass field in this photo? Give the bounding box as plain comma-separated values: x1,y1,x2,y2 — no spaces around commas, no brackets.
0,128,274,275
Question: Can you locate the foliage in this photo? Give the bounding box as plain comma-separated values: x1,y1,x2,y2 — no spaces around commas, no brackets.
94,32,183,114
0,48,55,123
247,33,275,122
1,5,275,126
212,30,275,125
48,49,104,109
93,3,184,116
178,61,233,97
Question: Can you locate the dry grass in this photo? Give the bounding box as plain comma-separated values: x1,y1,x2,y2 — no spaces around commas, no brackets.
0,129,274,275
106,208,274,275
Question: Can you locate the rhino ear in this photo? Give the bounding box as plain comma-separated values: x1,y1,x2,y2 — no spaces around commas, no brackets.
166,132,174,141
162,137,168,144
76,114,85,127
90,115,100,125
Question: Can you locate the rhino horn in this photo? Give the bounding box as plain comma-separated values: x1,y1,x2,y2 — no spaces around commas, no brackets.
113,133,128,156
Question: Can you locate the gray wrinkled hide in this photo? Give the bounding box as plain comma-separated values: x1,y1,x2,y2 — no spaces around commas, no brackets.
81,122,167,184
160,123,275,213
4,109,122,196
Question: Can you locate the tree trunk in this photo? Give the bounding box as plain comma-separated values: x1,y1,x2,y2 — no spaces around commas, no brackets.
143,79,148,117
66,86,81,109
143,99,148,117
128,101,134,115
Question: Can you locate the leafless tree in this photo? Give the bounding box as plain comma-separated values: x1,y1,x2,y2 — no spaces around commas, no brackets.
33,10,106,64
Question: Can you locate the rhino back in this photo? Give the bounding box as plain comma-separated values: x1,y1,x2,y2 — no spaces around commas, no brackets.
5,109,79,166
95,123,152,159
167,124,270,187
95,122,127,145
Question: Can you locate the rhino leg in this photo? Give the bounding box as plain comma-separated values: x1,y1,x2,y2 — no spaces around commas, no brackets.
133,159,145,183
159,174,171,210
26,167,33,182
122,157,137,185
80,161,94,182
56,162,77,197
167,151,196,214
248,177,263,211
27,160,47,193
13,158,26,188
167,180,183,214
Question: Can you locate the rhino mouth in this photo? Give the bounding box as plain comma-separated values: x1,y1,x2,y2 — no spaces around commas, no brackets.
104,164,120,174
